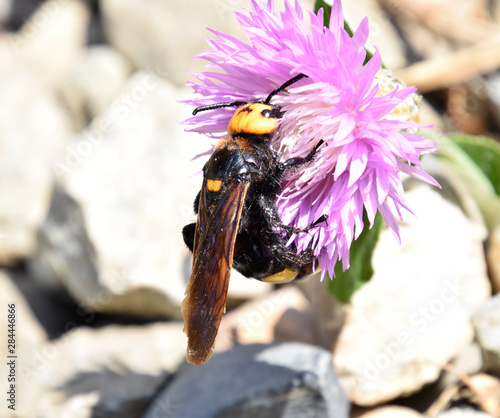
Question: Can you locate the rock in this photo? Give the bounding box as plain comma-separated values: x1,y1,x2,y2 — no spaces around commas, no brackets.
25,322,186,418
215,285,319,353
0,0,87,264
2,0,39,30
100,0,240,86
6,0,90,87
8,267,116,338
225,272,270,308
59,45,133,131
0,269,47,349
0,65,73,264
0,0,12,26
334,185,491,406
484,72,500,127
30,72,197,318
354,406,423,417
144,342,350,418
100,0,315,86
494,1,500,23
464,374,500,418
296,273,346,351
435,409,497,418
440,341,483,388
0,270,47,417
472,294,500,374
427,373,500,417
487,225,500,294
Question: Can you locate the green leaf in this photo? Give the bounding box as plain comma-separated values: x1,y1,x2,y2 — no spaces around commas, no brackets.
447,133,500,197
315,0,355,35
428,131,500,231
314,0,331,28
343,20,354,38
327,212,384,303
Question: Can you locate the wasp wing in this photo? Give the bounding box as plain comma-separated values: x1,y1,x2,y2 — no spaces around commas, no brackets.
181,179,249,365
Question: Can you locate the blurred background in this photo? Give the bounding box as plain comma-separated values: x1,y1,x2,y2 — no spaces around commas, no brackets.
0,0,500,417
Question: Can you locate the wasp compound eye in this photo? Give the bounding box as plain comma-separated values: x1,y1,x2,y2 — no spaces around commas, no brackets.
261,106,284,119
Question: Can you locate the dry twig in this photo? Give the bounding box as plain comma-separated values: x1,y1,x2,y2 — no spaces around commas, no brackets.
378,0,499,45
396,31,500,92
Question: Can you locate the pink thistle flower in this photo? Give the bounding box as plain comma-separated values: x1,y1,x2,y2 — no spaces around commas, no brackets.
183,0,439,279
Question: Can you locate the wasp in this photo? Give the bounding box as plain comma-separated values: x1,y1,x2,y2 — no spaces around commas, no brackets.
182,73,326,365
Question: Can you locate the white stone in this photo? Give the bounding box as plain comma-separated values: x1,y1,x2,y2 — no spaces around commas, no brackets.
59,45,133,130
100,0,315,86
0,0,12,24
0,0,88,264
6,0,90,87
26,322,187,417
30,72,199,317
436,409,496,418
472,294,500,374
0,270,47,418
334,185,491,406
356,406,423,417
0,66,72,264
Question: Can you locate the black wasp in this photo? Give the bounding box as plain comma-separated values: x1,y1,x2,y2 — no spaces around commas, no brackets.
182,73,326,365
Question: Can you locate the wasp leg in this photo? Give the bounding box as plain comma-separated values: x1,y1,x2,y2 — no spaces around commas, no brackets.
256,195,327,236
182,191,201,252
307,214,329,230
193,191,201,215
182,223,196,252
278,139,324,173
276,245,313,266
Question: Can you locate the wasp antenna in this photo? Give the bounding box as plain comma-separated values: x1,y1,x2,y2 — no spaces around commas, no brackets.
192,101,247,116
264,73,308,104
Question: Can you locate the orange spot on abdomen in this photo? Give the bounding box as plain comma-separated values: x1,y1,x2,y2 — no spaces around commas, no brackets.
206,179,222,192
